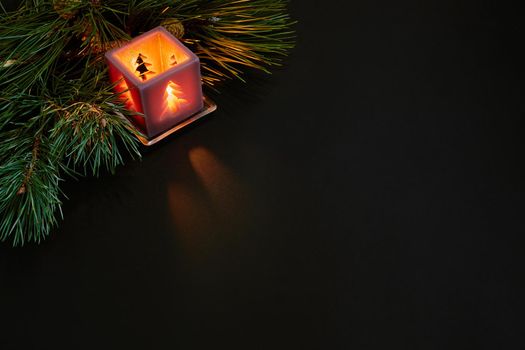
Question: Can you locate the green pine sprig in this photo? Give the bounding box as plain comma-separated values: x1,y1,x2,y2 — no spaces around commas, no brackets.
0,0,294,246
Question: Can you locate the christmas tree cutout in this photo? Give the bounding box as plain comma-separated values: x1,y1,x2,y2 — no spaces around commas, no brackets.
165,81,187,112
169,54,178,66
134,53,154,81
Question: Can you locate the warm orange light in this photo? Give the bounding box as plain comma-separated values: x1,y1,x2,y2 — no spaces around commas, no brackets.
168,147,245,247
105,26,204,138
165,81,187,112
115,35,189,83
188,147,244,218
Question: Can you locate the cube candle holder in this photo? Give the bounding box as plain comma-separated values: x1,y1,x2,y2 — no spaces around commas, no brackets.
105,26,216,145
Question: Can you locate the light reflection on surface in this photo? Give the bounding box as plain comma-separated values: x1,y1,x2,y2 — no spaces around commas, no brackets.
188,147,243,218
167,146,245,240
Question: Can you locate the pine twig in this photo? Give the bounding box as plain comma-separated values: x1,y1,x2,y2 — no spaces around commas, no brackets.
17,136,41,195
0,0,295,246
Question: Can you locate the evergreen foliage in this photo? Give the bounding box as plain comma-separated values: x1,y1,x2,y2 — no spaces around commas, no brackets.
0,0,294,245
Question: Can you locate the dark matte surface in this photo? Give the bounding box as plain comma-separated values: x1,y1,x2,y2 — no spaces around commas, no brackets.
1,1,524,348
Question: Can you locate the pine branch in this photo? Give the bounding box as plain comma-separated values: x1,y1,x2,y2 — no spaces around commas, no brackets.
0,132,62,246
49,95,142,176
166,0,296,86
0,8,70,92
0,0,295,246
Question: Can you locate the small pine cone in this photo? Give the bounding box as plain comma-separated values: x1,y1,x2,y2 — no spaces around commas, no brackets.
17,184,26,195
53,0,82,19
2,59,17,68
161,19,185,39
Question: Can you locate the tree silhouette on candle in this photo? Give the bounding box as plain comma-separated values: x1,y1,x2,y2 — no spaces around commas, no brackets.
165,81,187,112
135,53,153,80
169,54,177,66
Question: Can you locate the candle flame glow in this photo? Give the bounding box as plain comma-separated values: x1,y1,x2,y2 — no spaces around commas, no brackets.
165,81,187,112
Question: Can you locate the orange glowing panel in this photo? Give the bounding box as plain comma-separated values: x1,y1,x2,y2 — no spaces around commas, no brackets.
105,26,203,138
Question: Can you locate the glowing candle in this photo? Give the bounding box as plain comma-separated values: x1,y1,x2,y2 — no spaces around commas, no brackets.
105,26,204,139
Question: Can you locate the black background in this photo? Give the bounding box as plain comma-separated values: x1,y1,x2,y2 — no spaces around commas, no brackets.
1,0,524,348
